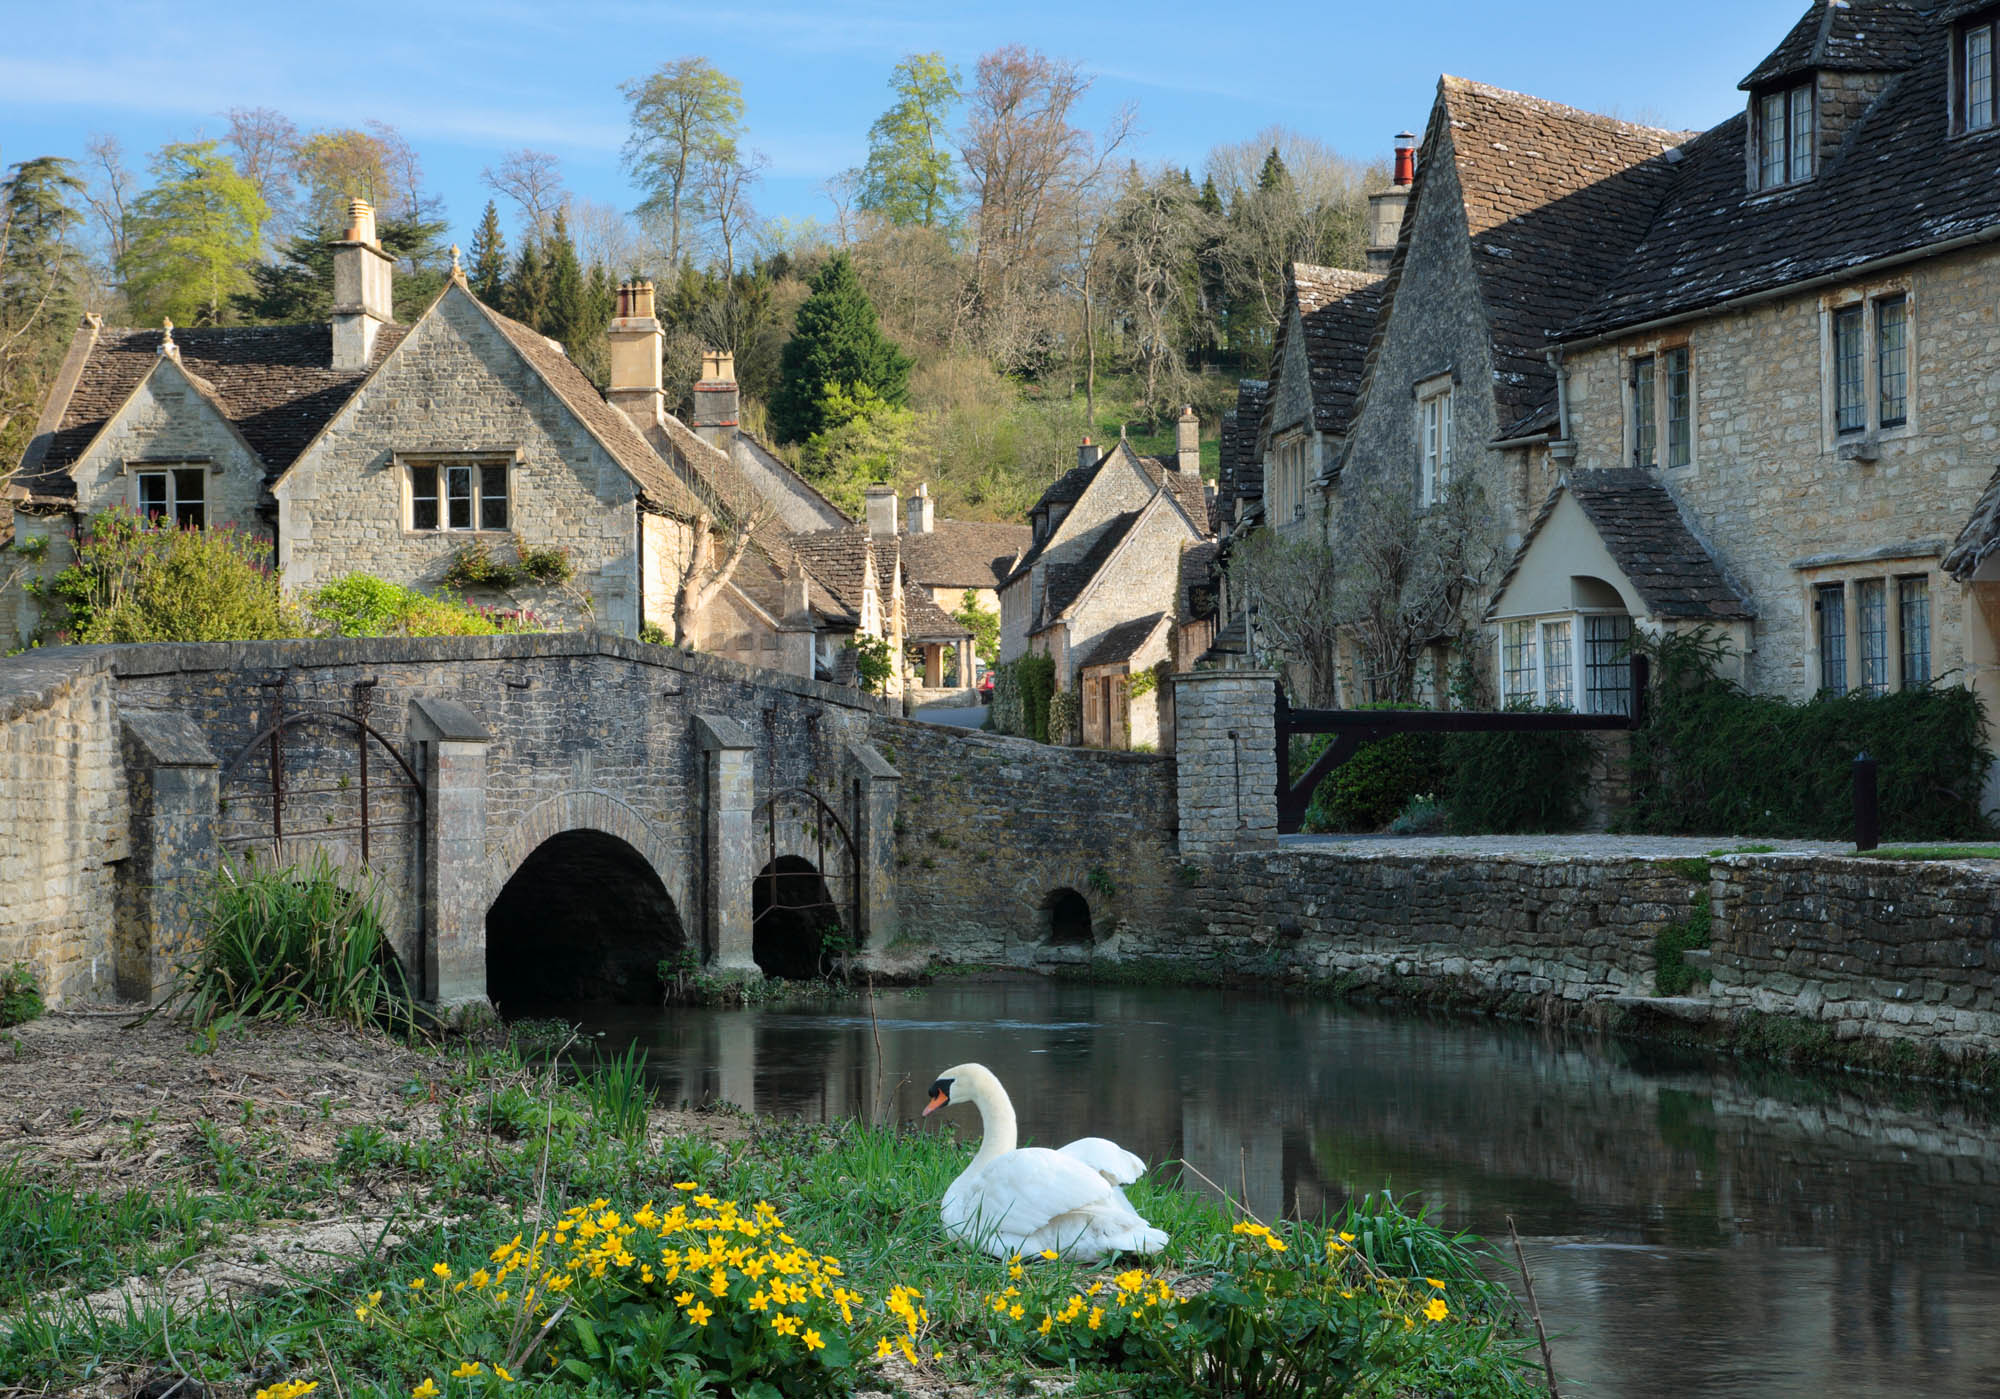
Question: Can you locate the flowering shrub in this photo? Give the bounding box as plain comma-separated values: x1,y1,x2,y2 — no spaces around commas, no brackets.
975,1217,1486,1399
336,1189,924,1399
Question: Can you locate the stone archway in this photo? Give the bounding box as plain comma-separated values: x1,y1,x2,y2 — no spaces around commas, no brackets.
486,827,686,1010
753,855,838,979
1043,887,1093,945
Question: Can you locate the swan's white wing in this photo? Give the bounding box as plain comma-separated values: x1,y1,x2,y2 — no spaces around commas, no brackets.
943,1147,1123,1254
1057,1136,1147,1186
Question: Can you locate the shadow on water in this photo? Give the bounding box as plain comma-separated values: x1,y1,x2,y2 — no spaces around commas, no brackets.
525,978,2000,1399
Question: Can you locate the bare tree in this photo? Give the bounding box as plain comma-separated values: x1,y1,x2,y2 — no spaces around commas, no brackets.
1101,166,1208,420
821,168,861,249
622,58,744,271
567,197,642,273
664,491,780,646
697,145,765,279
1205,127,1378,336
224,107,300,239
483,148,566,244
368,121,441,225
81,135,134,270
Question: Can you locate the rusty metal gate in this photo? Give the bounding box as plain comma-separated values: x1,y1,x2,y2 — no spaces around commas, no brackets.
753,786,861,947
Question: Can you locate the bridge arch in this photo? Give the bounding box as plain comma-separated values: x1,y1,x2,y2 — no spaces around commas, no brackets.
483,792,686,1011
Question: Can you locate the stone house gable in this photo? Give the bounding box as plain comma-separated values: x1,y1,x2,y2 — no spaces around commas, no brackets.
273,283,664,635
1258,264,1386,534
1056,489,1205,661
1000,441,1165,660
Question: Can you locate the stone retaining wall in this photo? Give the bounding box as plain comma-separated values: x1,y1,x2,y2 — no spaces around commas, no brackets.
1127,848,2000,1061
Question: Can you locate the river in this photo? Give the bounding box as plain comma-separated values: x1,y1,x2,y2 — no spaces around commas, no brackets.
542,977,2000,1398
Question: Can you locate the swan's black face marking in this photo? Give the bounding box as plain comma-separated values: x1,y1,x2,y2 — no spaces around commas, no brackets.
922,1077,953,1117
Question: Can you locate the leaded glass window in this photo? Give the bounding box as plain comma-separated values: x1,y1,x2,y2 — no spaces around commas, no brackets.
1630,356,1656,468
1502,620,1537,704
1585,615,1634,716
1899,576,1931,689
1834,306,1866,434
1541,619,1574,709
1877,297,1908,428
1817,583,1847,692
1664,347,1691,468
1857,578,1888,695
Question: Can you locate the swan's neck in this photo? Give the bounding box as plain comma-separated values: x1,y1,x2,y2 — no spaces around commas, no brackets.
966,1079,1017,1174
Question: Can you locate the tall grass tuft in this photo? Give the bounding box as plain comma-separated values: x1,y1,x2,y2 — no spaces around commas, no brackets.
171,852,414,1034
579,1042,652,1143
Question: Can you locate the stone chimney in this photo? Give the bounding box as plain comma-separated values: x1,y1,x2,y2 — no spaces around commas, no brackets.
1175,405,1200,475
331,199,394,370
606,280,664,429
1077,437,1097,472
1366,133,1416,272
905,482,934,534
864,484,899,538
693,349,739,450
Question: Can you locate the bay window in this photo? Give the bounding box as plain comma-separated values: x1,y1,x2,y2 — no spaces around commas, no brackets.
1499,610,1634,713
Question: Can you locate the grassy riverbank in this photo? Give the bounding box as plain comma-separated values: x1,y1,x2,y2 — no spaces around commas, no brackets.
0,1011,1539,1399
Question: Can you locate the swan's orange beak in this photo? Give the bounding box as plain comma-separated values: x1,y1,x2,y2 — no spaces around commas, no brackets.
923,1087,949,1117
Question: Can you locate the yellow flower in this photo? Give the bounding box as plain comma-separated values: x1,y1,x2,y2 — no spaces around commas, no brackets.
1115,1269,1146,1294
875,1337,894,1360
354,1305,370,1322
749,1291,770,1311
804,1328,825,1352
673,1180,698,1191
898,1338,919,1365
1425,1277,1447,1289
493,1365,514,1383
708,1268,729,1297
1088,1306,1104,1331
450,1362,483,1379
367,1291,382,1306
1425,1297,1450,1323
411,1381,439,1399
675,1290,696,1307
1009,1262,1024,1280
1009,1303,1025,1321
1037,1315,1053,1337
1039,1248,1058,1260
1339,1231,1355,1242
431,1262,452,1280
689,1301,714,1327
409,1278,425,1291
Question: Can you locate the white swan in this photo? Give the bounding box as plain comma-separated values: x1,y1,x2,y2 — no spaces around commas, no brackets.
923,1062,1168,1262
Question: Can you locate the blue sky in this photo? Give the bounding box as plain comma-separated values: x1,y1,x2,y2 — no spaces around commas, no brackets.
2,0,1808,252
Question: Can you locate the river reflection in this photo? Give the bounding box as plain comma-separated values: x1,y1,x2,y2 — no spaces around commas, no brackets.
538,978,2000,1398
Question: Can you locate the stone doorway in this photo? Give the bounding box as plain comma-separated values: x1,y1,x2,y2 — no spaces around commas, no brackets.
753,856,839,979
485,829,685,1011
1043,887,1093,945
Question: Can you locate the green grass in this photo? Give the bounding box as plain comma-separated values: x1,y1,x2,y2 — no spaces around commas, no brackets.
0,1024,1537,1398
1853,844,2000,861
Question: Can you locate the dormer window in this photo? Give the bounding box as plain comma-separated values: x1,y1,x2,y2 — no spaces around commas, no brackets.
1754,83,1815,188
1958,12,1998,132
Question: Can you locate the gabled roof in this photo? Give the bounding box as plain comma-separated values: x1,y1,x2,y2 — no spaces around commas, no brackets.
1436,77,1688,427
901,519,1031,589
1034,510,1140,631
1134,453,1213,533
1265,264,1387,441
1488,469,1753,621
12,321,407,502
1567,6,2000,341
1216,379,1268,521
1076,611,1167,671
1178,539,1221,620
788,526,881,621
1739,0,1928,90
1944,466,2000,581
905,590,972,642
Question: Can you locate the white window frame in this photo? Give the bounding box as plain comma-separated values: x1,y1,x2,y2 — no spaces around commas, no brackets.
1750,81,1815,191
1820,287,1916,448
1416,376,1453,507
401,452,516,534
129,459,211,529
1496,609,1634,713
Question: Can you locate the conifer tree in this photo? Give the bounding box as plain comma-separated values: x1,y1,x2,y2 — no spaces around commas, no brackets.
1257,146,1291,192
503,238,548,330
544,209,585,347
468,200,507,302
769,252,912,444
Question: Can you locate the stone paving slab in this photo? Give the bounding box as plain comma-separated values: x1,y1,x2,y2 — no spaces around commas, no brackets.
1283,833,1853,859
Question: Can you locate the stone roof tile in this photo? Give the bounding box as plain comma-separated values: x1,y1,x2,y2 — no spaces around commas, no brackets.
901,519,1032,589
1075,611,1167,670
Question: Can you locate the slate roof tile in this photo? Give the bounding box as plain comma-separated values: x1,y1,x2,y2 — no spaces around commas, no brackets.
1274,264,1387,439
1216,379,1268,520
1740,0,1929,89
1075,611,1167,670
901,519,1032,589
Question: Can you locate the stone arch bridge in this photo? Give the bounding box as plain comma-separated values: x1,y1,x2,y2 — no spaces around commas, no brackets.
0,636,1269,1009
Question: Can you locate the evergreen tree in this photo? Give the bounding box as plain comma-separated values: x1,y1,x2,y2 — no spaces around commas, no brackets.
769,253,912,444
503,238,549,330
543,209,586,347
233,213,449,325
468,200,506,302
1,156,85,468
1257,146,1291,193
857,53,961,229
120,140,268,325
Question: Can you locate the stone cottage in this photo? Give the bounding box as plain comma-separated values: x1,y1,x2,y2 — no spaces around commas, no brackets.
997,423,1214,748
895,482,1028,691
1485,0,2000,767
3,202,909,692
1256,262,1387,538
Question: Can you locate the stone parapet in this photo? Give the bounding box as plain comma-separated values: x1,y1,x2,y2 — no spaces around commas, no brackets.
1172,669,1278,858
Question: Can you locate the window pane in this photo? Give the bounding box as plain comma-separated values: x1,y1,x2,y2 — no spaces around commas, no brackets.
480,465,508,530
411,465,438,530
1585,614,1634,716
172,467,206,529
1876,296,1908,427
1789,85,1814,183
1834,306,1865,433
1439,391,1452,482
1665,348,1691,467
1760,92,1787,187
1817,583,1847,692
446,466,473,530
137,472,168,521
1857,578,1888,695
1970,24,1995,130
1541,620,1574,709
1631,356,1656,467
1899,575,1931,688
1503,620,1537,703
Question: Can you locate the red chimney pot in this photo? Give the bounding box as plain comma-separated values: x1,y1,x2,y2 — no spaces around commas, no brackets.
1393,132,1417,187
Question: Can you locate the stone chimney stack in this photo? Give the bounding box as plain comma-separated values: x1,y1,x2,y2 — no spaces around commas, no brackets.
606,281,665,428
1175,405,1200,475
331,199,394,370
905,482,934,534
864,484,899,538
1077,437,1097,472
692,349,739,451
1366,133,1416,272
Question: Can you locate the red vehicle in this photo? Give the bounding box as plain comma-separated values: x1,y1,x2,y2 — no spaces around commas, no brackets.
978,670,995,703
